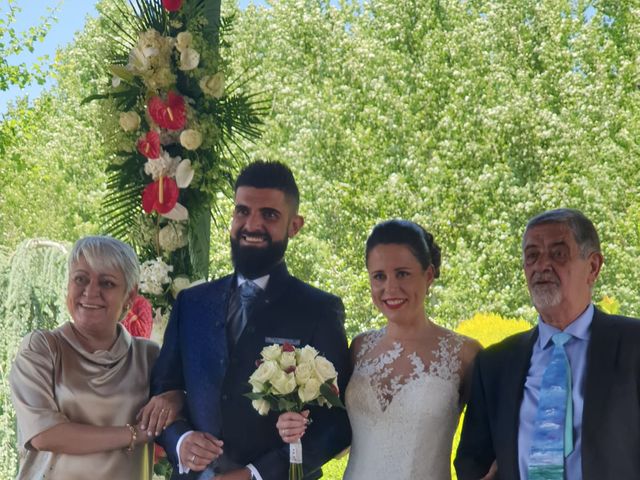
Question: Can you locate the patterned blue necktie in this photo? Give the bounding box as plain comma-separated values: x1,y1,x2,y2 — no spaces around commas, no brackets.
528,332,573,480
227,280,261,347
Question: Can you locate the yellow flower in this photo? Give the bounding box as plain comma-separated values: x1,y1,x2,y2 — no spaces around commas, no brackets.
455,312,531,347
596,295,620,314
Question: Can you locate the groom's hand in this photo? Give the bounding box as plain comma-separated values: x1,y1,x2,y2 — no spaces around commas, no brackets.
179,431,224,472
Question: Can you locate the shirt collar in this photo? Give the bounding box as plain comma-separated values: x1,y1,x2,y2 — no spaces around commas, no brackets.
537,303,593,349
237,273,269,290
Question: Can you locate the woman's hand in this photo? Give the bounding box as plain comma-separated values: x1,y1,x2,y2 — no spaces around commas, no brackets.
276,410,310,443
136,389,185,436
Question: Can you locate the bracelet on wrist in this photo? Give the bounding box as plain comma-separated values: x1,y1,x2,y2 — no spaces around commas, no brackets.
125,423,137,452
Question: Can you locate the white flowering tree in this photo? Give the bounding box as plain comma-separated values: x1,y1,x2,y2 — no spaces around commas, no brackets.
221,0,640,336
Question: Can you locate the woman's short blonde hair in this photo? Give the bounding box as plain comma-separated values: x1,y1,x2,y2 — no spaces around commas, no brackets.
68,236,139,292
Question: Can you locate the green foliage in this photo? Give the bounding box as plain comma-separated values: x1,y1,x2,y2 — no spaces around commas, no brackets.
0,240,69,479
222,0,640,335
0,0,54,91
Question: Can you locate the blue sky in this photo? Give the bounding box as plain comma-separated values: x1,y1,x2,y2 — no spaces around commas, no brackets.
0,0,264,114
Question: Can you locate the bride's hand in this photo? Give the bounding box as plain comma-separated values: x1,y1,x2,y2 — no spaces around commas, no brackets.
276,410,310,443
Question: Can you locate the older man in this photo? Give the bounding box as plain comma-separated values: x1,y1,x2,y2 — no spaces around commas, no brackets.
455,208,640,480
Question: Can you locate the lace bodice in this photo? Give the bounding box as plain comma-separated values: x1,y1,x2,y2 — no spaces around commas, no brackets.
343,327,465,480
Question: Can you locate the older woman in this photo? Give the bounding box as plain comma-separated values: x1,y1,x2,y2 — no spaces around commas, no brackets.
10,236,179,479
277,220,481,479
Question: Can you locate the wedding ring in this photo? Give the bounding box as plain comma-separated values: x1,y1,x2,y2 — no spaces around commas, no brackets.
191,454,196,463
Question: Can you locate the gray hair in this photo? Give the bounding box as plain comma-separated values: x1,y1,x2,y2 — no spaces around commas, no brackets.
68,236,139,292
524,208,601,258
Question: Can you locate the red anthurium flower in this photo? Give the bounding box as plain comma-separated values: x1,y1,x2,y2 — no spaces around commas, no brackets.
282,342,295,352
121,295,153,339
284,366,296,374
142,177,179,214
154,445,167,463
148,92,187,131
136,130,161,159
162,0,183,11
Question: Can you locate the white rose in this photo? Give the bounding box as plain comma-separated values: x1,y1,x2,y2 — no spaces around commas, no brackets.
261,344,282,361
271,371,297,395
179,129,203,150
252,399,270,416
294,362,313,386
297,345,318,364
176,31,193,52
171,276,191,298
279,351,296,370
298,378,322,402
119,111,141,132
179,47,200,71
250,360,279,384
249,378,264,393
199,72,224,98
314,356,337,382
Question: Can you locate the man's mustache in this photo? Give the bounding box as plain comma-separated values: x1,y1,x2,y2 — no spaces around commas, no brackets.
531,272,559,284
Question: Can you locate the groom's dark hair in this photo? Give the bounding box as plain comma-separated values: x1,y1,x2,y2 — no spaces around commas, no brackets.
234,160,300,212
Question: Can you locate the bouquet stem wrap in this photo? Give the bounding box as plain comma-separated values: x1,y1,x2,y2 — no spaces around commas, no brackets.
289,439,303,480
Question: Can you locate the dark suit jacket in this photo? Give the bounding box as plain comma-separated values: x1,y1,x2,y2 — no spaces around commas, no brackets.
455,308,640,480
151,262,351,479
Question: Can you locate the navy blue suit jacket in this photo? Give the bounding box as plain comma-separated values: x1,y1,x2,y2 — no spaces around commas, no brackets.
455,308,640,480
151,262,351,479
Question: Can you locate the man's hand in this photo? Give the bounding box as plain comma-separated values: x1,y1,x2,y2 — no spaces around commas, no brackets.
216,467,252,480
179,431,224,472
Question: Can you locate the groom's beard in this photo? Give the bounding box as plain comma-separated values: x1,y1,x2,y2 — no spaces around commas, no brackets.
230,232,288,279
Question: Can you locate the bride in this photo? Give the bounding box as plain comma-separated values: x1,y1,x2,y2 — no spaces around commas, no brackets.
277,220,481,479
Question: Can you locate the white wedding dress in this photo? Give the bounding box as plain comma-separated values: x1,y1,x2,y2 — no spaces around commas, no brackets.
343,328,464,480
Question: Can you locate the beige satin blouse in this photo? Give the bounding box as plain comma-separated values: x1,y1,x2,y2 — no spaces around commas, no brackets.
9,322,159,480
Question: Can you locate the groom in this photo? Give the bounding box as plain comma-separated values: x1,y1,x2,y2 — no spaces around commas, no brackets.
151,161,351,480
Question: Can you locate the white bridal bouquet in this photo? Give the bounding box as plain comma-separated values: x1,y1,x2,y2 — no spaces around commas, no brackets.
245,343,344,480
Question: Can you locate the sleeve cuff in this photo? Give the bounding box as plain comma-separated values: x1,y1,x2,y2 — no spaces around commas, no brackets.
247,463,262,480
176,430,194,474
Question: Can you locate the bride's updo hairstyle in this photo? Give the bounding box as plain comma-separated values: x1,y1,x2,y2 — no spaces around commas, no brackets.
365,219,441,279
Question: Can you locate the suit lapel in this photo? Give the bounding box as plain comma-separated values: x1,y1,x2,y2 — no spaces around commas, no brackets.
582,309,619,473
500,328,538,480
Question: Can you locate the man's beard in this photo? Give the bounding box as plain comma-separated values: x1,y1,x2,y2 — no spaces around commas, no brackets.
529,273,562,310
230,232,288,279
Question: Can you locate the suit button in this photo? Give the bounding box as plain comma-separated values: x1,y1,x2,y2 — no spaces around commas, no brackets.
222,394,228,401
